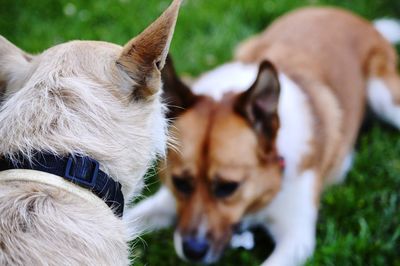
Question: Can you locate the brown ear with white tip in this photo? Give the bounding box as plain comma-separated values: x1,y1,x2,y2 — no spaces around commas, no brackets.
0,35,33,99
117,0,182,100
234,60,281,153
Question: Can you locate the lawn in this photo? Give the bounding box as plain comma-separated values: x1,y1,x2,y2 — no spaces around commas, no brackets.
1,0,399,265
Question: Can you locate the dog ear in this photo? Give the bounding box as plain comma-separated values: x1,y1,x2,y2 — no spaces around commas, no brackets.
234,60,280,151
0,36,33,99
162,55,197,119
117,0,182,100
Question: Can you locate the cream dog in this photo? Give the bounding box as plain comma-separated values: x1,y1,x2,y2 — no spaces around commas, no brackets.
0,0,181,265
127,7,400,266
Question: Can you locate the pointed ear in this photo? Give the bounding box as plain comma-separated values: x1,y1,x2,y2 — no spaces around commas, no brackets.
161,54,197,119
234,60,280,151
117,0,182,100
0,36,33,98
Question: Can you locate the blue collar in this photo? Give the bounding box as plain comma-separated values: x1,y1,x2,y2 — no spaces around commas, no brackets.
0,153,124,217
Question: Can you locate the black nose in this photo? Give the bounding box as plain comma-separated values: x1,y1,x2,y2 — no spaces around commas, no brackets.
182,237,209,261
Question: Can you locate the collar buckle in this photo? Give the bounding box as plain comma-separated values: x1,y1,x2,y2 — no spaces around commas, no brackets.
64,155,99,188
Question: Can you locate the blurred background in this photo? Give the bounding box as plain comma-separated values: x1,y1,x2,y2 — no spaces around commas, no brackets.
1,0,399,265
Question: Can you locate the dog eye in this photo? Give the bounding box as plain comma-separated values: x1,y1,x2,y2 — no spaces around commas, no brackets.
213,181,240,198
172,176,193,195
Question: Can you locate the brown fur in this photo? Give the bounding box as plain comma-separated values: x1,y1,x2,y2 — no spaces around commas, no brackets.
128,7,400,265
169,7,400,262
164,94,282,259
236,7,399,184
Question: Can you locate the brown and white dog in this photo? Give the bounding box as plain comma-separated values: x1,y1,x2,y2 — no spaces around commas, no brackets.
127,7,400,266
0,0,181,265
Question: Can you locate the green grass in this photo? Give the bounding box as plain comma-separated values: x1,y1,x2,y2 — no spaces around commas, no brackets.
1,0,399,265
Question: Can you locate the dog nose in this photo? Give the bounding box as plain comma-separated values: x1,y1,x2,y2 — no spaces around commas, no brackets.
182,237,209,261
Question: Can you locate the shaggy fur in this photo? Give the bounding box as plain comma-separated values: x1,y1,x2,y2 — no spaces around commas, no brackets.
0,0,181,265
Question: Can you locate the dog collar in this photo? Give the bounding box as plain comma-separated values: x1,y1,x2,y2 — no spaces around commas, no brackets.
0,153,124,217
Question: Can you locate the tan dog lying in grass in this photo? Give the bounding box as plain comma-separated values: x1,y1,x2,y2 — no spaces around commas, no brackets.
127,7,400,266
0,0,181,265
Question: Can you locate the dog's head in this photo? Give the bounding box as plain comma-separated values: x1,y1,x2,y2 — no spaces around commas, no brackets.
161,57,283,263
0,0,181,199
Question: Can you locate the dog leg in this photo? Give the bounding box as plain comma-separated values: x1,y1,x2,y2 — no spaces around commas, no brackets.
367,70,400,129
124,186,176,236
261,170,318,266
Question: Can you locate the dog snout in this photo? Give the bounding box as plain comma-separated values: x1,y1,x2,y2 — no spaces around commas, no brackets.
182,236,210,262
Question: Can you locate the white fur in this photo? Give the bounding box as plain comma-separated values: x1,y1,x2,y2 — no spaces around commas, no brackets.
367,78,400,129
0,1,181,262
0,42,163,265
260,171,318,266
0,169,110,212
124,186,176,235
0,36,33,96
174,230,185,261
374,18,400,44
230,230,255,250
0,41,166,199
276,74,314,178
0,178,129,266
240,170,317,266
332,152,354,184
196,219,209,238
192,62,258,100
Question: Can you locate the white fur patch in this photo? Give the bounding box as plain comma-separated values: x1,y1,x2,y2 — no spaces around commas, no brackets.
276,74,314,178
332,152,354,184
230,230,255,250
124,186,176,237
0,169,110,213
261,170,317,266
174,230,185,261
367,78,400,129
374,18,400,44
197,218,209,239
192,62,258,100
